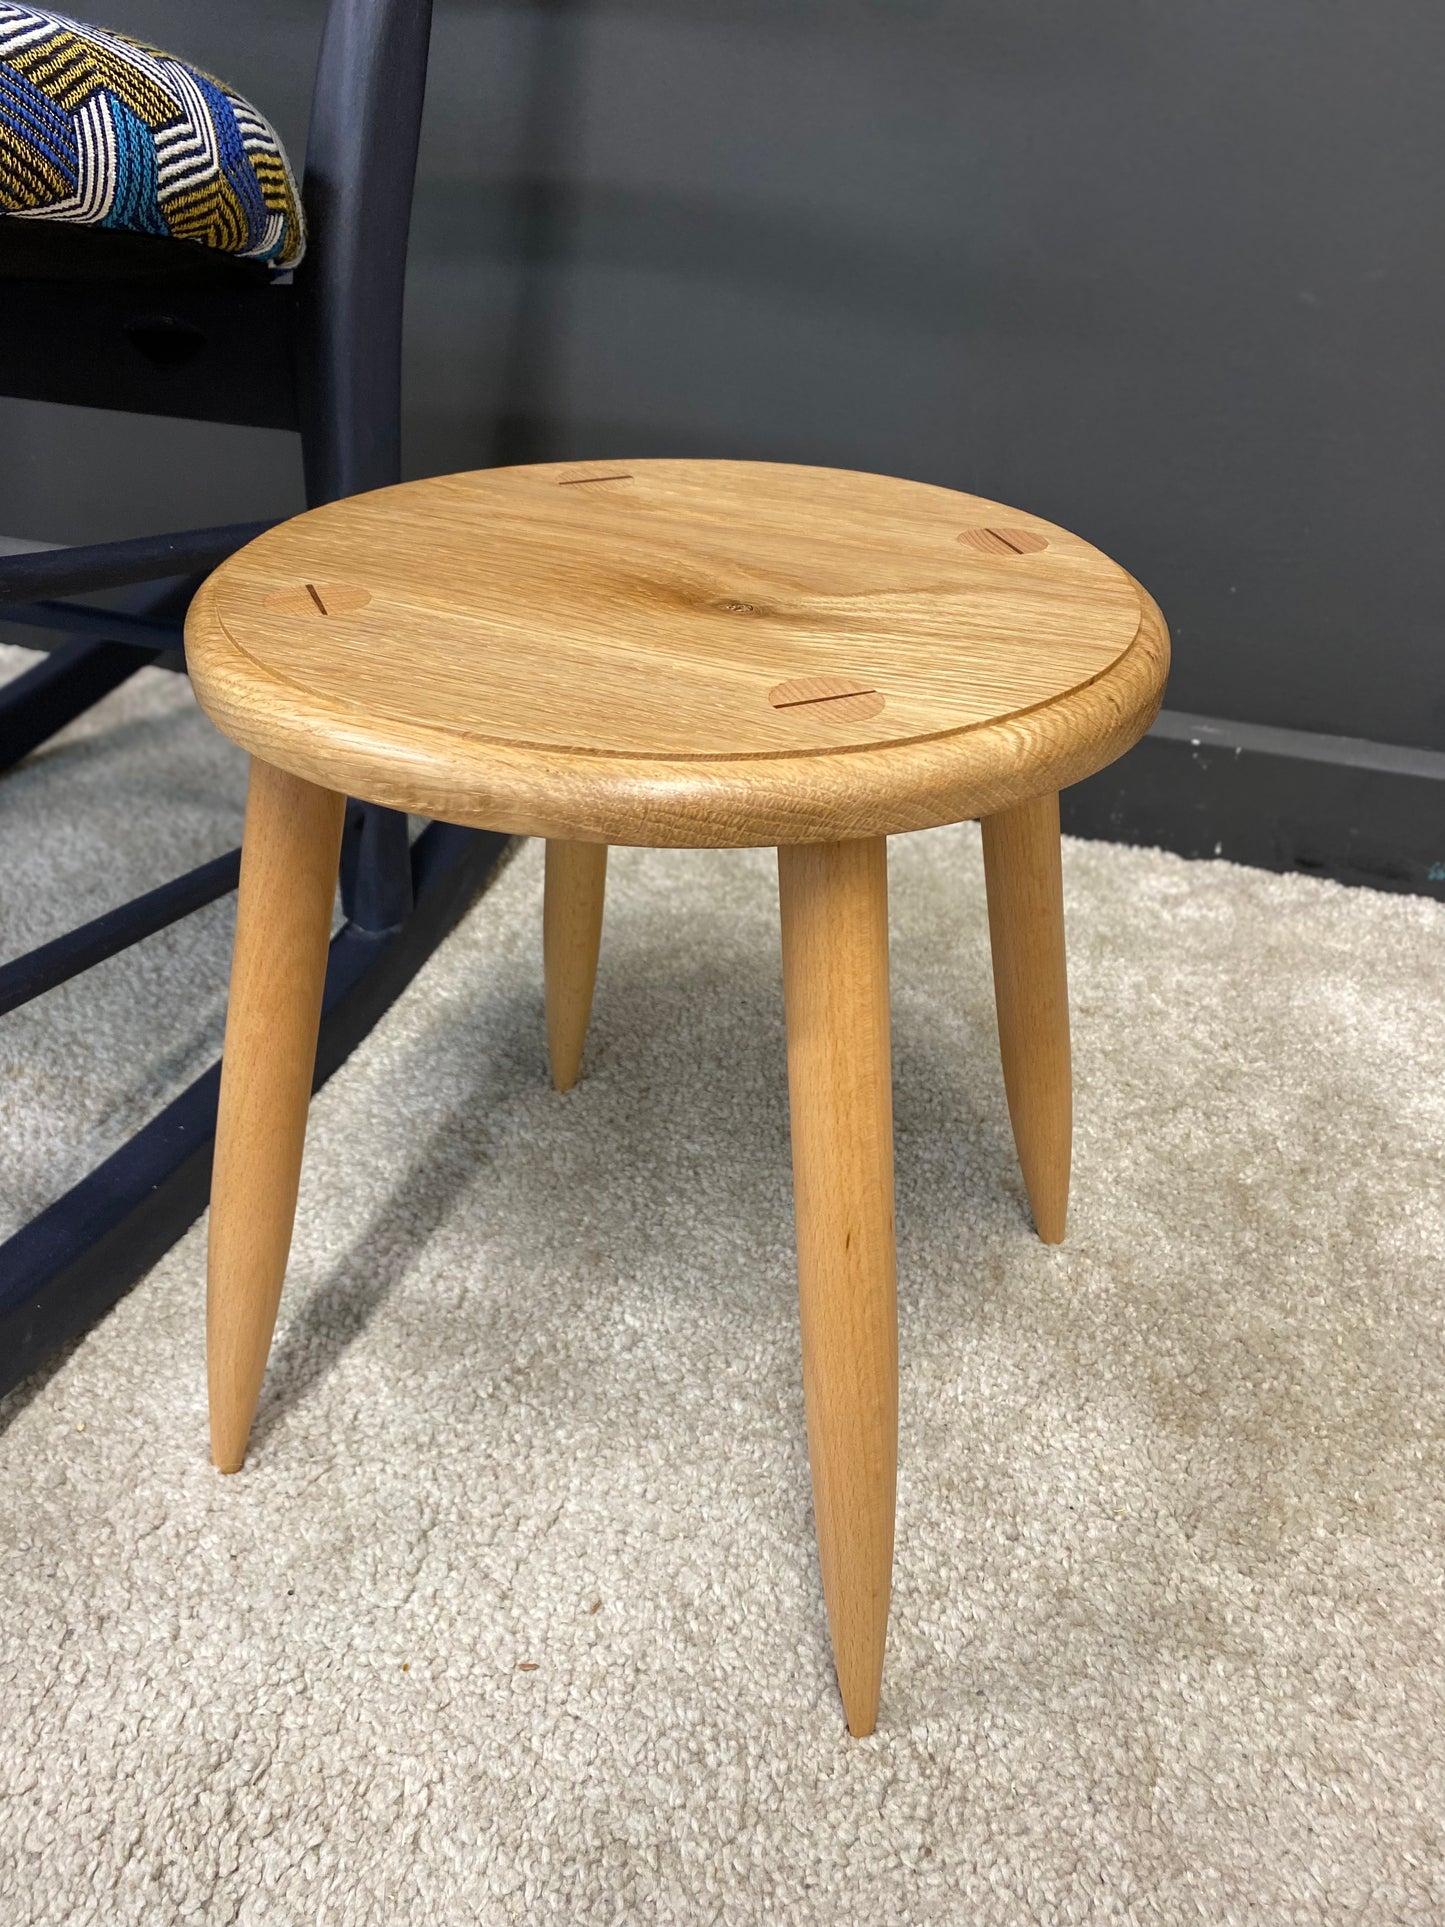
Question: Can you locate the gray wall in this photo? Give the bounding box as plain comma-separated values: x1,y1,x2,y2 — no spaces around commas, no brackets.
3,1,1441,749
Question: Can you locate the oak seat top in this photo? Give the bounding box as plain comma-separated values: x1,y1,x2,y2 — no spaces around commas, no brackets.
186,460,1169,846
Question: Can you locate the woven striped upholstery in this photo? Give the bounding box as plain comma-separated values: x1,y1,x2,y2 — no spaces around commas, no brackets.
0,5,303,268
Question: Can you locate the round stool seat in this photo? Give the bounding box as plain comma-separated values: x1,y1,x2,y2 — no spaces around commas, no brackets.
186,460,1169,846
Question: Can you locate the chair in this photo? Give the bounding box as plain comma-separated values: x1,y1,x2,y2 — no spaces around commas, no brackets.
0,0,506,1394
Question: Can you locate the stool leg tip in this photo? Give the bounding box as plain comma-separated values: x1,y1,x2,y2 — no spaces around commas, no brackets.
845,1706,879,1739
1034,1203,1067,1246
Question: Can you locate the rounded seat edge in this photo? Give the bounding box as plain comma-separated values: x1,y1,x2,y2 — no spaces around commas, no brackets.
185,575,1169,848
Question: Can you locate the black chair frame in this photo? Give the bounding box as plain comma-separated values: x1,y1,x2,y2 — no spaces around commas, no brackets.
0,0,507,1394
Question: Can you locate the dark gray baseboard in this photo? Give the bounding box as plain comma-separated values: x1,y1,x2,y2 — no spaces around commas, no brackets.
1063,709,1445,902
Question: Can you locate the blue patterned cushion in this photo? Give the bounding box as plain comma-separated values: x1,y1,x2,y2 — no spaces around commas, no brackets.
0,5,303,268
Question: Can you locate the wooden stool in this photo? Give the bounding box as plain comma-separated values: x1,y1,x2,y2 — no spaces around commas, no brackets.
186,460,1168,1735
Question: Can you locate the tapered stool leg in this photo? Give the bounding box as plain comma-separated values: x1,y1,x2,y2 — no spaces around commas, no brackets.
544,839,608,1091
208,758,346,1473
980,790,1072,1244
777,836,897,1737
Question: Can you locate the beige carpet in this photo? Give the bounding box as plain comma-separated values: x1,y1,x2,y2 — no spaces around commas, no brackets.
2,651,1444,1924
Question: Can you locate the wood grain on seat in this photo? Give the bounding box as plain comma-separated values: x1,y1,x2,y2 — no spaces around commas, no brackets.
186,460,1169,847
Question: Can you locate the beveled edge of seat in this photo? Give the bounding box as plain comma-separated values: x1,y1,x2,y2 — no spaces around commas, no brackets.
185,574,1168,847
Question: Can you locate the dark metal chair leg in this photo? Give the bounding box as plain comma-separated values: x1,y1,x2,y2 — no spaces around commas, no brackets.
0,638,156,771
0,3,514,1395
340,802,415,934
0,824,510,1396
